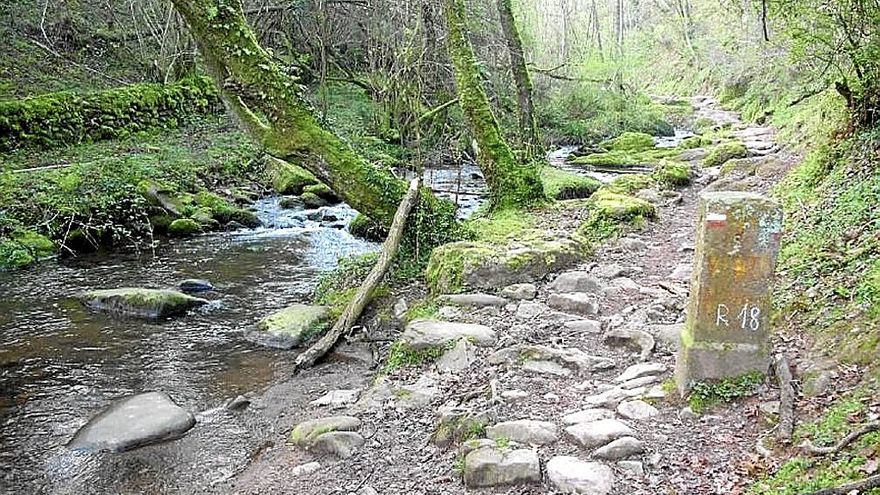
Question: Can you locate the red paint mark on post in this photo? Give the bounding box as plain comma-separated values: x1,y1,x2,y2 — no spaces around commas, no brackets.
706,212,727,229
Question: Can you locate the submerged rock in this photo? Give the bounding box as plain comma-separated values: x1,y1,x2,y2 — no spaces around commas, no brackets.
178,279,215,294
78,288,209,318
68,392,195,453
249,304,330,349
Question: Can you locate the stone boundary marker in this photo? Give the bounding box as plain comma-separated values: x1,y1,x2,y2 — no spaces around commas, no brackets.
676,191,783,393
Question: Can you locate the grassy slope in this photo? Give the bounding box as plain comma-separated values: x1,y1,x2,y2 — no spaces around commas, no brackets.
737,89,880,493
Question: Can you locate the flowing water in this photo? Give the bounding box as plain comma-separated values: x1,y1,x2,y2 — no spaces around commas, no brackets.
0,200,375,494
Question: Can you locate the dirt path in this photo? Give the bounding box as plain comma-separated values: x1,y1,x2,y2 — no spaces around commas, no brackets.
224,97,799,495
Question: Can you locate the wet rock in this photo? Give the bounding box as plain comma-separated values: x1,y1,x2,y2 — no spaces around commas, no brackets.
565,419,633,449
486,420,558,445
250,304,330,349
178,279,214,294
290,416,362,446
615,363,667,383
489,345,614,375
617,400,659,420
279,196,303,209
301,191,329,208
437,339,476,372
309,431,364,458
550,271,602,293
401,320,496,349
562,409,615,425
438,293,507,308
617,460,645,477
501,283,537,300
548,293,599,316
546,456,615,495
516,302,549,319
224,395,250,411
463,448,541,487
78,288,209,319
310,389,361,409
564,319,602,334
594,437,644,460
604,327,655,360
68,392,195,453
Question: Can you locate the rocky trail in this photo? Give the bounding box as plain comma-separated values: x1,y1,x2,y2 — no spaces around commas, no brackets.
221,97,800,495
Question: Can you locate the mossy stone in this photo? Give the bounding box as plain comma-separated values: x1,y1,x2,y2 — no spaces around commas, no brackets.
349,213,387,242
266,157,318,195
601,132,655,152
652,159,692,187
540,167,601,200
589,190,657,221
78,288,209,318
607,174,656,194
0,230,56,270
251,304,331,349
168,218,201,237
301,192,329,209
704,141,749,168
303,183,340,203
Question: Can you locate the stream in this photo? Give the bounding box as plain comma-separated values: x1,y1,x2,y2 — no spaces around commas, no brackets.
0,138,689,494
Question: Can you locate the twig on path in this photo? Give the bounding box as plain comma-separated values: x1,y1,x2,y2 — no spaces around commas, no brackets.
800,473,880,495
293,178,421,371
774,355,795,443
800,422,880,455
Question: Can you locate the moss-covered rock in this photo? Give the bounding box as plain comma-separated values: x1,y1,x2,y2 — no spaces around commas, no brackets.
425,233,587,294
720,157,760,177
680,135,712,150
0,230,55,269
301,191,329,209
78,288,209,318
652,159,692,187
540,167,601,200
570,148,679,168
248,303,331,349
167,218,201,237
266,157,319,195
703,141,749,168
601,132,655,152
303,183,341,204
606,174,656,194
589,190,657,222
194,191,261,228
348,214,388,242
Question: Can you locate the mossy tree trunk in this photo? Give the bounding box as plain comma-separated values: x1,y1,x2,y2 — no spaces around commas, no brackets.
496,0,541,156
442,0,545,210
169,0,458,245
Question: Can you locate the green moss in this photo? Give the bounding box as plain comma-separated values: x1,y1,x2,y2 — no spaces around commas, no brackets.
570,148,679,168
601,131,655,152
425,241,496,294
404,299,440,323
167,218,201,237
0,77,219,152
606,174,656,194
467,209,535,244
720,157,758,177
266,157,318,195
703,141,749,168
384,340,446,373
348,213,387,242
680,135,712,149
300,192,328,209
195,191,261,227
0,229,55,270
687,371,765,413
652,159,691,187
590,190,656,220
303,183,339,202
540,167,601,200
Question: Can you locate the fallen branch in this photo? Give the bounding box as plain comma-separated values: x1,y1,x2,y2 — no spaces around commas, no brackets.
418,98,460,123
801,473,880,495
293,178,421,371
801,422,880,455
774,355,795,442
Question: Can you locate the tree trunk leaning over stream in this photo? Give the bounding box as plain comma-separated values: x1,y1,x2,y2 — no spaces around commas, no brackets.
442,0,545,210
169,0,458,244
496,0,541,156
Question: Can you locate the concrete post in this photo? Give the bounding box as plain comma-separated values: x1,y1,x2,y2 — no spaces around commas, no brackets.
676,191,783,393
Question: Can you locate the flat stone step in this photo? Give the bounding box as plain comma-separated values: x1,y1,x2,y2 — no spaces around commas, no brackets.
402,320,496,349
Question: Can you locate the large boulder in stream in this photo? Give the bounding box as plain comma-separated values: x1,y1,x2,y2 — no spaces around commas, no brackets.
68,392,196,453
247,304,330,349
78,288,209,318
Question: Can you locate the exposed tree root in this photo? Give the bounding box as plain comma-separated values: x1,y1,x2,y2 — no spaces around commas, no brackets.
774,355,795,443
801,473,880,495
801,422,880,455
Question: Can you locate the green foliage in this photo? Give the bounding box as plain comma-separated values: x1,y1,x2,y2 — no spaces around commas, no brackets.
703,141,749,168
384,340,445,373
0,229,55,269
540,167,601,200
0,77,219,151
348,213,387,242
536,83,674,145
314,252,381,316
687,371,765,413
